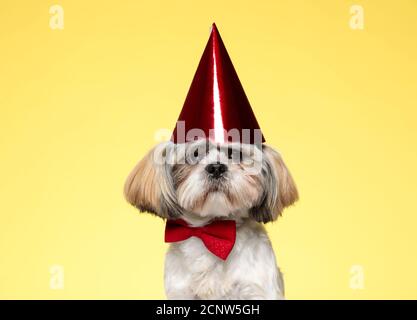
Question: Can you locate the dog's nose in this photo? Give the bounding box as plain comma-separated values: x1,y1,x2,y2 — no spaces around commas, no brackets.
205,162,228,178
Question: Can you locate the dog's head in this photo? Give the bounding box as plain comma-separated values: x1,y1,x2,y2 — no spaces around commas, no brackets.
124,140,298,223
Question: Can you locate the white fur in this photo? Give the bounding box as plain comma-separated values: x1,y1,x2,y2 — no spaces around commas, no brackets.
164,218,285,300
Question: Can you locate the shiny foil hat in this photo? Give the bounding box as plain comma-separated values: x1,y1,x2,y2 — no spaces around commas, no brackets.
172,23,265,145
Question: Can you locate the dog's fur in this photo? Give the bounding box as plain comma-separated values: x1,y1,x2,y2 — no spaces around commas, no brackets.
124,139,298,299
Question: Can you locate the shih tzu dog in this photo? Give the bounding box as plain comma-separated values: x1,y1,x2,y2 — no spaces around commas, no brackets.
124,22,298,300
124,139,298,299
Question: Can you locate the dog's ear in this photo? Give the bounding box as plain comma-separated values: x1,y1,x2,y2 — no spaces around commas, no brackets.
124,142,182,219
267,146,299,214
250,145,298,223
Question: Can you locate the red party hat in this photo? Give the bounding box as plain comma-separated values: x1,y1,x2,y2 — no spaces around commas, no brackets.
172,23,265,145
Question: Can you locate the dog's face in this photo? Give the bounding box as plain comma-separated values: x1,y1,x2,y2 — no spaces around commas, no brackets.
124,140,298,223
172,140,265,220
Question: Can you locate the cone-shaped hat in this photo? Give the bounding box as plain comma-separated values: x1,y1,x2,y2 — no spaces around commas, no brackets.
172,23,265,145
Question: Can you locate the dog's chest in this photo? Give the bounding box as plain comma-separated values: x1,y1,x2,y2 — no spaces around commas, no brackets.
165,221,283,299
177,237,234,298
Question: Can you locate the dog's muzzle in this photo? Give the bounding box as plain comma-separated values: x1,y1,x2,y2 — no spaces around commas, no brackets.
205,162,228,179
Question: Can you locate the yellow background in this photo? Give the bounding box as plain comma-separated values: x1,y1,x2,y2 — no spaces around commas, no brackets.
1,0,416,299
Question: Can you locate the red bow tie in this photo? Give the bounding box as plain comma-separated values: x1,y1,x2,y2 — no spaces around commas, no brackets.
165,219,236,260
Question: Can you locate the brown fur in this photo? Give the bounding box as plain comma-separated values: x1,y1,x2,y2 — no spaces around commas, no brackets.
172,164,208,212
124,145,165,217
265,146,299,218
172,164,194,190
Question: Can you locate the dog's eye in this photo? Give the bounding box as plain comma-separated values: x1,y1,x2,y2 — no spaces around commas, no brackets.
227,148,242,161
187,146,205,164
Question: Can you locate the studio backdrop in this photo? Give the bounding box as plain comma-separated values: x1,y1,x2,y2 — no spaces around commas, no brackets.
0,0,416,299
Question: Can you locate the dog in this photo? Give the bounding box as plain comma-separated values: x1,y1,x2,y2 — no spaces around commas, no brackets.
124,139,298,299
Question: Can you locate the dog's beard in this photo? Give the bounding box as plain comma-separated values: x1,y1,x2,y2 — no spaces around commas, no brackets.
174,164,263,219
206,174,227,192
175,167,227,214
